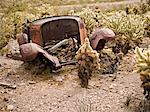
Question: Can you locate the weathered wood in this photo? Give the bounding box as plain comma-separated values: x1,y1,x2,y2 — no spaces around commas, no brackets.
0,82,16,89
45,39,69,53
60,60,77,66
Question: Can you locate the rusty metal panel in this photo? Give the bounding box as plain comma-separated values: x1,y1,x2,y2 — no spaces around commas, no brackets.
30,25,43,46
30,16,87,47
79,21,87,45
41,19,80,45
19,43,61,68
19,43,38,61
18,16,88,70
32,16,81,25
90,28,115,50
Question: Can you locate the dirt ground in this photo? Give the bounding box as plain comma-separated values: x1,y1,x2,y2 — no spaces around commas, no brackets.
0,40,150,112
54,0,141,13
0,1,149,112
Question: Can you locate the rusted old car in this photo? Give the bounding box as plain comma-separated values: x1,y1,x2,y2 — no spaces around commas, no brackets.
17,16,115,70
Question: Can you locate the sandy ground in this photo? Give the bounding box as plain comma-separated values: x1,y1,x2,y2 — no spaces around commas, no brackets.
0,49,149,112
54,0,141,12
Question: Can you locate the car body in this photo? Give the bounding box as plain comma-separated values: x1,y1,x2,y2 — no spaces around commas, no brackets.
17,16,115,69
24,16,87,47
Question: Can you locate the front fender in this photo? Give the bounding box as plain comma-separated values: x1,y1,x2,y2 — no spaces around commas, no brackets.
19,43,61,68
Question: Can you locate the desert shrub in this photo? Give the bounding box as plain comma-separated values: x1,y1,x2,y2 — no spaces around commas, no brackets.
70,8,146,54
69,8,102,37
0,0,147,53
125,1,150,15
144,16,150,37
0,0,30,49
135,46,150,99
0,36,8,49
0,0,48,49
102,11,146,54
75,38,100,88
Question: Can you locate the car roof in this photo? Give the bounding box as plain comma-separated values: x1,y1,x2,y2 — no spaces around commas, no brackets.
32,16,81,25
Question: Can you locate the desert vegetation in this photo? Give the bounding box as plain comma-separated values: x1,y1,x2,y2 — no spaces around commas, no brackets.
0,0,150,112
0,0,149,53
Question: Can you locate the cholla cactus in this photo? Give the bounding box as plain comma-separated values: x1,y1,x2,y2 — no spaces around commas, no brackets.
102,11,145,54
75,38,100,88
135,46,150,99
71,8,101,37
71,9,146,54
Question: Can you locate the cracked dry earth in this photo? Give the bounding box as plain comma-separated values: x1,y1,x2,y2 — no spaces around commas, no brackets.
0,50,149,112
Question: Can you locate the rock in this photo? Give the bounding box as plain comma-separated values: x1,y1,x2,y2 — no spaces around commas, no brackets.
1,90,7,94
3,97,9,102
19,83,26,86
40,102,44,105
109,74,114,77
16,108,21,111
109,83,117,89
28,81,36,84
16,75,20,78
55,76,65,82
119,90,124,95
12,98,16,103
0,82,16,89
2,39,20,57
7,71,16,75
7,105,14,111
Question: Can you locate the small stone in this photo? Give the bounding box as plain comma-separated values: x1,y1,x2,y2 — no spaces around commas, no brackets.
16,108,21,111
3,97,9,102
119,90,124,95
110,89,117,93
28,81,36,84
109,74,114,77
58,78,63,82
12,98,16,103
1,107,5,111
109,83,117,89
7,105,14,111
0,91,4,93
4,91,7,93
105,105,111,109
55,76,64,82
19,83,26,86
11,85,17,89
16,75,20,78
130,84,134,87
40,102,44,105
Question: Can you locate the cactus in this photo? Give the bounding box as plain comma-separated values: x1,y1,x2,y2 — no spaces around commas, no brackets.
135,46,150,99
75,38,100,88
70,8,104,37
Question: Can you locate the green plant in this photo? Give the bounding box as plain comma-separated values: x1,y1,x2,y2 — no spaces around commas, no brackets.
135,46,150,99
102,11,146,54
75,38,100,88
144,17,150,37
135,47,150,77
70,8,146,54
70,8,102,37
